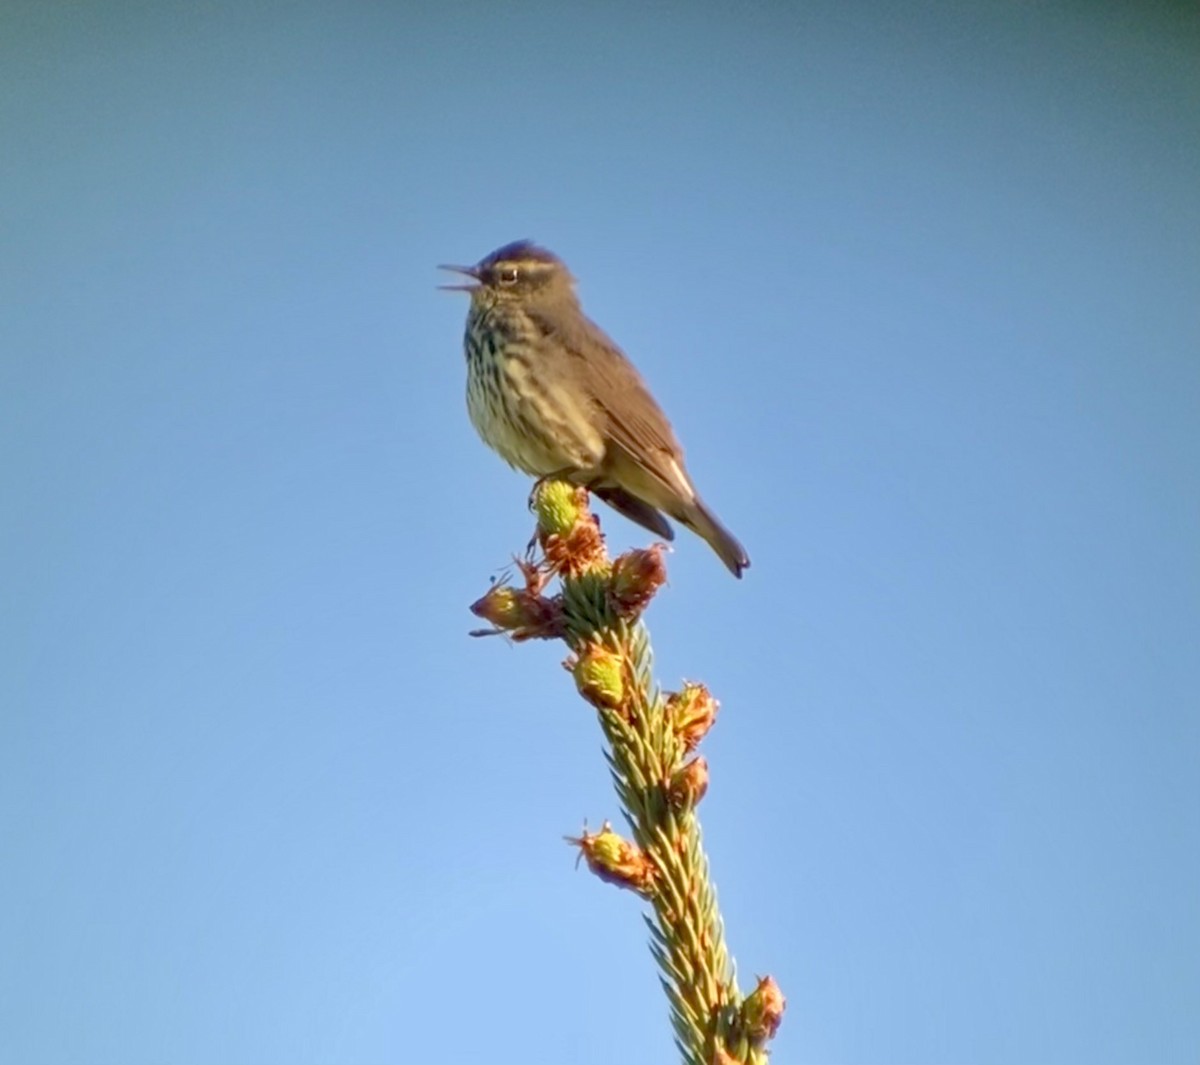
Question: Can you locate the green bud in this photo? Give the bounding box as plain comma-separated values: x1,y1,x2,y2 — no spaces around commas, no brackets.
573,643,626,710
534,479,582,538
567,821,656,896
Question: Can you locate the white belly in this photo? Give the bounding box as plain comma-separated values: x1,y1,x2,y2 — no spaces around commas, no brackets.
467,352,605,476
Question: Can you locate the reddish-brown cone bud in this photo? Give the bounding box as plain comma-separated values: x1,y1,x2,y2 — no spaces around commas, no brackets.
534,482,608,578
469,583,563,641
667,755,710,809
741,974,786,1044
667,682,720,750
566,821,656,897
609,544,668,616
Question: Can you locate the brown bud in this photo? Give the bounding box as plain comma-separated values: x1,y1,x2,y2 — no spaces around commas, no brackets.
566,821,656,897
741,974,786,1044
667,755,710,810
536,484,608,577
667,682,719,750
469,583,563,641
514,556,550,598
609,544,668,616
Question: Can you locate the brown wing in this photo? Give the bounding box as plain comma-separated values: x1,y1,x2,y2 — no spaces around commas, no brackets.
527,304,692,497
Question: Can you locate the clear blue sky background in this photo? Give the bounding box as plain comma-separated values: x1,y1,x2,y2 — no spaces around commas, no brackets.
3,3,1197,1063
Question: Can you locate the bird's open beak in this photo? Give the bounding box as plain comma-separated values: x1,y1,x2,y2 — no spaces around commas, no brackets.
437,263,480,292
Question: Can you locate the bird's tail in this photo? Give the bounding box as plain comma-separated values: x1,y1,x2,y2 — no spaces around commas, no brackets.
680,500,750,578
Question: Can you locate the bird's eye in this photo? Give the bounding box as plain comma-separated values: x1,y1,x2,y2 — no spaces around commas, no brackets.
497,266,519,286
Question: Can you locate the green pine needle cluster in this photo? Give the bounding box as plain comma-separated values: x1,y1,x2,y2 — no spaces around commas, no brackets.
470,481,783,1064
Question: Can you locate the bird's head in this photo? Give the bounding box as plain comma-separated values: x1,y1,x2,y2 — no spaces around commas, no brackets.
439,240,575,306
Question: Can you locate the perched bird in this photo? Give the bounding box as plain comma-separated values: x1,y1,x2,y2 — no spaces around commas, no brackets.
440,240,749,577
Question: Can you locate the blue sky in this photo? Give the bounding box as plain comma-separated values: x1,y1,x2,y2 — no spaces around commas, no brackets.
3,2,1197,1063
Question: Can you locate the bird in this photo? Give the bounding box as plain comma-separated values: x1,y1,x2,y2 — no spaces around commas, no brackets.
439,240,749,577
